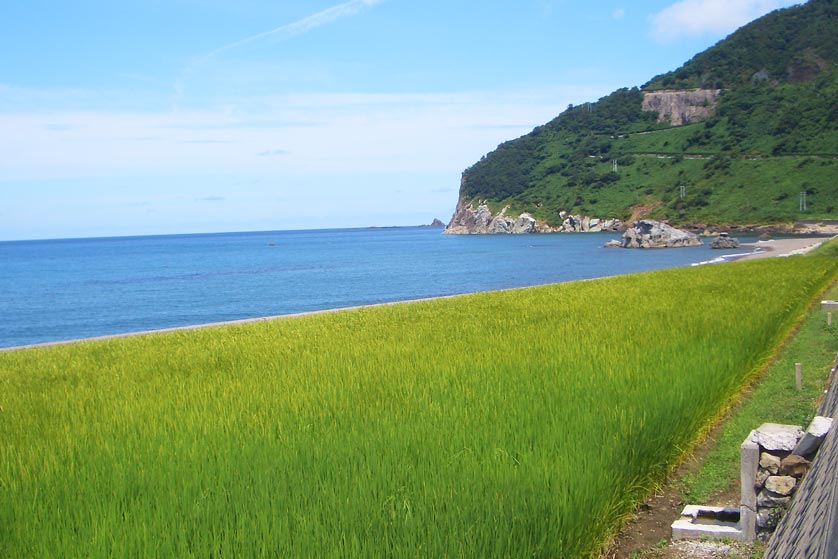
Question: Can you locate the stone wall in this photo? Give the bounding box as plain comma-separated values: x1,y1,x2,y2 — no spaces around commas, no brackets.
764,357,838,557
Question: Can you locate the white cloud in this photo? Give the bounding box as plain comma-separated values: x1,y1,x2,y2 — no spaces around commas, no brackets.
651,0,799,42
0,87,607,182
612,8,625,20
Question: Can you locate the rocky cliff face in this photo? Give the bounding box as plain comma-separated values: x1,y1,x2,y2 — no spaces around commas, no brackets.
444,199,623,235
444,200,540,234
642,89,721,126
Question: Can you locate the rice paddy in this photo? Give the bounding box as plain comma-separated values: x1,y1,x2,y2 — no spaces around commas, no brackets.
1,256,836,558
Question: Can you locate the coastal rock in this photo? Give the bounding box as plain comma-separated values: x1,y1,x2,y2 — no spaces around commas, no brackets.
619,220,702,248
475,204,493,230
601,219,624,232
489,213,512,234
512,213,537,234
710,232,740,249
603,239,622,248
429,218,445,227
443,198,621,234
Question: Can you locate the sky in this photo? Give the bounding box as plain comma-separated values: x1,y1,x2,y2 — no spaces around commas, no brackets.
0,0,802,240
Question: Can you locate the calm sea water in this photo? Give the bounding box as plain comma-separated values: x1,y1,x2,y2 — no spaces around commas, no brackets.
0,227,754,348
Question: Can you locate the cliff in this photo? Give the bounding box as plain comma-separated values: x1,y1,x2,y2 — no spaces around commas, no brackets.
641,89,721,126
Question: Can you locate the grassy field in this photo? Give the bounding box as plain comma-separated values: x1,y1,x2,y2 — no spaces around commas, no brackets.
680,239,838,504
2,257,837,558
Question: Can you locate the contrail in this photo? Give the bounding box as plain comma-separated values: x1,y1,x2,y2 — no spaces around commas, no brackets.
173,0,386,111
208,0,385,58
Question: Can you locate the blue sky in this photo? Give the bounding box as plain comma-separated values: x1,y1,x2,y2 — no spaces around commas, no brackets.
0,0,800,240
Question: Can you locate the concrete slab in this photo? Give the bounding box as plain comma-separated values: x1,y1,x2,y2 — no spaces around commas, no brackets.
672,505,747,542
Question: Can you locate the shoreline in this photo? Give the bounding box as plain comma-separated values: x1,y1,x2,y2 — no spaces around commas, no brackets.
3,235,832,353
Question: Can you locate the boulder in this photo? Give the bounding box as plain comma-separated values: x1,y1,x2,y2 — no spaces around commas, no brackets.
710,232,740,249
619,220,702,248
764,476,797,496
759,452,781,474
779,454,811,477
603,239,622,248
755,468,771,489
757,490,792,508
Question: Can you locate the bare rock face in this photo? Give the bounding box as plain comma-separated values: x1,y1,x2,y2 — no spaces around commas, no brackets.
444,201,537,235
560,214,623,233
642,89,721,126
443,198,621,235
619,220,702,248
512,213,537,234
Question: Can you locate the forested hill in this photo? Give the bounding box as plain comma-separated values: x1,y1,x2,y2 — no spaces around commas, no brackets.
455,0,838,228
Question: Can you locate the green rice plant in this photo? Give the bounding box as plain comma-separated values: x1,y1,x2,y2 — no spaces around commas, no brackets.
1,257,836,558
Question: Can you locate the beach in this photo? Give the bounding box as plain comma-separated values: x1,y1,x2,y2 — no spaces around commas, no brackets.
737,236,834,260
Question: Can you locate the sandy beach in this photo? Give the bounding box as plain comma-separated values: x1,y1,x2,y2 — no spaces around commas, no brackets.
737,236,834,260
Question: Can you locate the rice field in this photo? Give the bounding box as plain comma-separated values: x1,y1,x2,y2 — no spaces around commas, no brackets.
1,257,836,558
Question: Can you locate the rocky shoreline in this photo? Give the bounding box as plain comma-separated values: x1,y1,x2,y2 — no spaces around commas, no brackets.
444,199,838,237
444,201,623,235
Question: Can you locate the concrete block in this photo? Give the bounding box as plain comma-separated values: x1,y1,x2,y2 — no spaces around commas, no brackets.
792,416,833,459
741,433,759,511
740,431,759,542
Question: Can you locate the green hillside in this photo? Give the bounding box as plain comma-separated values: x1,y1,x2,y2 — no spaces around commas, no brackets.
457,0,838,227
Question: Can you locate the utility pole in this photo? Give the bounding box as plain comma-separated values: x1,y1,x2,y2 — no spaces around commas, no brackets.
800,191,808,212
680,185,686,199
612,159,618,173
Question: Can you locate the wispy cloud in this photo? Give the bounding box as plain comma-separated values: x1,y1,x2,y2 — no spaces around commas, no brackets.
258,149,291,157
0,87,607,182
174,0,387,109
208,0,386,59
651,0,798,42
197,196,226,202
612,8,625,20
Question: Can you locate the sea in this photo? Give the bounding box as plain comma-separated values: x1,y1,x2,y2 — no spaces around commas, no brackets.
0,227,758,349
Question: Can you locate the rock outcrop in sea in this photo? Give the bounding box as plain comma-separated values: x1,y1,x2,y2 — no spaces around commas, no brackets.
710,232,740,249
443,200,623,235
616,220,702,248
